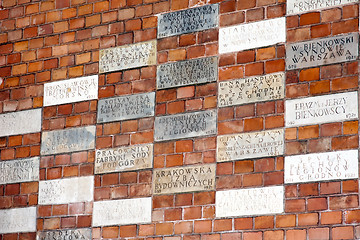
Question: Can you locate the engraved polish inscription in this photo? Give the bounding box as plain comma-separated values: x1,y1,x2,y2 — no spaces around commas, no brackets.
153,164,216,195
287,0,358,15
0,157,39,185
0,109,42,137
37,229,91,240
0,207,37,234
157,57,218,89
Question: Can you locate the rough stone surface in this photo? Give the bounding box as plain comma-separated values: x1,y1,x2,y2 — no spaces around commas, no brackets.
0,109,42,137
0,157,39,184
37,229,91,240
287,0,358,15
0,207,37,234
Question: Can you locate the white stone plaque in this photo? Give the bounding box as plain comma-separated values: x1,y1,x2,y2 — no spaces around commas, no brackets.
285,150,358,184
153,164,216,195
43,75,98,107
95,144,153,174
219,17,286,54
218,72,285,107
0,157,39,184
154,109,217,142
92,198,152,226
37,229,91,240
41,126,96,155
0,207,36,234
286,33,358,70
99,40,157,73
97,92,155,123
216,186,284,218
38,176,94,205
0,109,41,137
287,0,358,15
217,129,284,162
285,91,358,127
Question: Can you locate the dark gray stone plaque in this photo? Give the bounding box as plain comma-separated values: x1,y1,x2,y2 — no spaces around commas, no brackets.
157,57,218,89
157,4,218,38
286,33,358,70
37,229,91,240
97,92,155,123
41,126,96,155
154,109,217,142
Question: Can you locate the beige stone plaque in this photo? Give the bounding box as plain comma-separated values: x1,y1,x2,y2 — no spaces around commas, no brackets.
153,164,216,195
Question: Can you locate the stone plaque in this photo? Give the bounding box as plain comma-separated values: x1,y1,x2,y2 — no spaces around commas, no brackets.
44,75,98,107
38,176,94,205
285,150,358,184
217,129,284,162
0,207,36,234
216,186,284,217
95,143,153,174
219,17,286,54
0,157,39,184
218,72,285,107
41,126,96,155
286,33,358,70
37,229,91,240
157,56,218,89
157,4,218,38
154,109,217,142
92,198,152,226
287,0,358,15
285,91,358,127
97,92,155,123
99,40,156,73
153,164,216,195
0,109,41,137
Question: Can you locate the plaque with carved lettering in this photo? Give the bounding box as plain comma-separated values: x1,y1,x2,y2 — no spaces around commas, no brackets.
154,109,217,142
285,91,358,127
37,229,91,240
217,129,284,162
92,198,152,226
286,33,358,70
219,17,286,54
41,126,96,155
95,144,153,174
157,4,218,38
0,157,39,185
44,75,98,107
0,109,41,137
97,92,155,123
153,164,216,195
0,207,36,234
38,176,94,205
285,150,358,184
287,0,357,15
216,186,284,217
218,72,285,107
157,56,218,89
99,40,157,73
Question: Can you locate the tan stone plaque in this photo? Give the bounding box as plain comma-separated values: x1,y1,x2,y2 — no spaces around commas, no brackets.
153,164,216,195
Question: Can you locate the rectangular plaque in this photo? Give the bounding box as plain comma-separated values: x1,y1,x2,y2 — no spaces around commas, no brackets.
218,72,285,107
287,0,358,15
38,176,94,205
216,186,284,217
217,129,284,162
0,109,41,137
219,17,286,54
99,40,156,73
41,126,96,155
95,143,153,174
37,229,91,240
154,109,217,142
157,56,218,89
286,33,358,70
157,4,218,38
285,91,358,127
92,198,152,226
0,207,36,234
153,164,216,195
285,150,358,184
97,92,155,123
0,157,39,184
43,75,98,107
